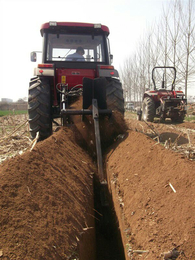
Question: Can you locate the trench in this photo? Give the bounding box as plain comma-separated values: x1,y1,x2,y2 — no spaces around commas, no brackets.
93,173,125,260
72,128,125,259
72,116,126,259
71,112,127,259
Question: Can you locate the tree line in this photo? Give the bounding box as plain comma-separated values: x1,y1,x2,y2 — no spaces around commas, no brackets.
121,0,195,103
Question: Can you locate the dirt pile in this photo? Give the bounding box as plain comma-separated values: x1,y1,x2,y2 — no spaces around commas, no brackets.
126,113,195,160
107,130,195,259
0,128,95,260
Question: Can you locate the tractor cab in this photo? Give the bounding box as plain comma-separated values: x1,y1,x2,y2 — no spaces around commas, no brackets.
31,22,114,68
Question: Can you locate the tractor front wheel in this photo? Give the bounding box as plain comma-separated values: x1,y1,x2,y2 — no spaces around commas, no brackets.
28,77,52,140
142,97,155,122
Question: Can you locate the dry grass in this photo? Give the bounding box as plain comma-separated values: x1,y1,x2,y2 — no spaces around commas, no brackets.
0,114,31,163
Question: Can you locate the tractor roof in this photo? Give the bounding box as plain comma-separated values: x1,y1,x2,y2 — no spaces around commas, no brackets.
40,22,110,36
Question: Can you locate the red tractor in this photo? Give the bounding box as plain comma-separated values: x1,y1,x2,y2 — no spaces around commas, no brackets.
29,22,124,140
137,66,187,122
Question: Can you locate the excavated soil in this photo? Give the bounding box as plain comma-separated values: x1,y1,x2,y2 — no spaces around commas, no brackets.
1,111,195,259
0,127,96,260
106,115,195,259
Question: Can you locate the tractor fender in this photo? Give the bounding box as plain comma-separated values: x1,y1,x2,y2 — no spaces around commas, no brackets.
97,65,119,78
143,92,159,102
34,67,55,77
143,92,158,98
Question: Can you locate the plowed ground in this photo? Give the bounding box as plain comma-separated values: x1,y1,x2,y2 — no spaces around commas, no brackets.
107,114,195,259
0,112,195,259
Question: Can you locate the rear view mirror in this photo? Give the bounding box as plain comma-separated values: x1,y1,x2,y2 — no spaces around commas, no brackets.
110,54,113,64
30,52,37,62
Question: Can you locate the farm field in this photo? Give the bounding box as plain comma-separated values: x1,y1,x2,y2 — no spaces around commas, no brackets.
0,110,27,117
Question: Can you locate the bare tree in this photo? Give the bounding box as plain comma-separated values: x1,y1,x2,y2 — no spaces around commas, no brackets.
180,0,195,97
121,0,195,100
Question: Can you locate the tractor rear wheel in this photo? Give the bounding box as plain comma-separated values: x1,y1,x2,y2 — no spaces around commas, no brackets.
106,78,124,115
142,97,155,122
28,77,52,140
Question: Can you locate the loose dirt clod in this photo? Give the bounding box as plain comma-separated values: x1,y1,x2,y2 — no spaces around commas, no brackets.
162,249,180,259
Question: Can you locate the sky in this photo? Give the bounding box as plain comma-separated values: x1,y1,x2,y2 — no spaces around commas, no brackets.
2,0,192,102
